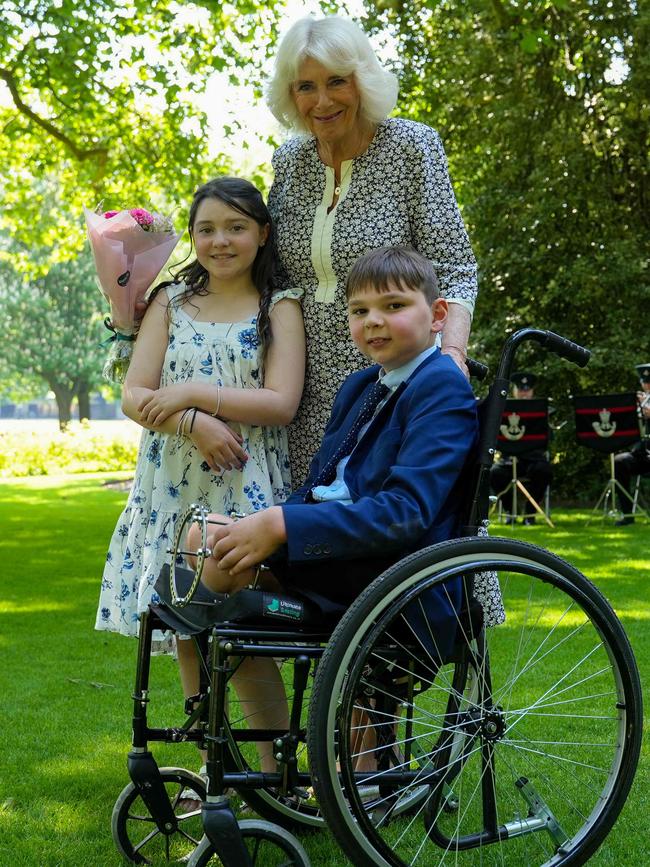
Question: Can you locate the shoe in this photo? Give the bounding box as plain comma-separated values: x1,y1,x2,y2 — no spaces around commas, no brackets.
614,516,635,526
523,517,536,526
179,765,207,802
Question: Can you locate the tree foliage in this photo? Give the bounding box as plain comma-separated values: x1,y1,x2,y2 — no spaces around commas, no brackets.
0,0,282,270
0,252,113,427
363,0,649,498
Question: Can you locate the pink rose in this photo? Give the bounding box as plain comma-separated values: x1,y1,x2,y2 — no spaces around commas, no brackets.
129,208,154,226
103,211,119,219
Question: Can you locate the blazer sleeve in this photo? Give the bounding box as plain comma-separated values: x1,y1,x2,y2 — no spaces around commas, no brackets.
281,366,478,561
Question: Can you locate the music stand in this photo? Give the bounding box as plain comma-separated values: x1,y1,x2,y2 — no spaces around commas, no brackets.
573,392,649,523
493,398,553,527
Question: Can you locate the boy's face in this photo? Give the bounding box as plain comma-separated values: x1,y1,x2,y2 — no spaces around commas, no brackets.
348,282,448,371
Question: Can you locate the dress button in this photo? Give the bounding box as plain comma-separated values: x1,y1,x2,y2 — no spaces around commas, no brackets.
304,544,313,555
313,545,322,555
323,545,332,555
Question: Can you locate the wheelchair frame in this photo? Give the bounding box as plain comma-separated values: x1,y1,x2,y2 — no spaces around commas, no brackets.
110,328,643,867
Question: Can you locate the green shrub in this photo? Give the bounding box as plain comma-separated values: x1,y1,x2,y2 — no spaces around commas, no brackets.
0,423,139,477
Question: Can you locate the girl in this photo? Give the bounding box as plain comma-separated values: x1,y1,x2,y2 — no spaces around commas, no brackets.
95,177,305,765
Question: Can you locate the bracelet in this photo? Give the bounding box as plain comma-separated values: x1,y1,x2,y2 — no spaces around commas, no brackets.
189,408,198,434
176,408,191,436
211,385,222,418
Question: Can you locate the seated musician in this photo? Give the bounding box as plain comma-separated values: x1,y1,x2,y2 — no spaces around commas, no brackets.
489,372,552,525
188,246,478,769
613,363,650,526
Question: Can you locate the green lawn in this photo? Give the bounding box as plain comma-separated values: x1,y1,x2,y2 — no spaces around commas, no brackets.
0,474,647,866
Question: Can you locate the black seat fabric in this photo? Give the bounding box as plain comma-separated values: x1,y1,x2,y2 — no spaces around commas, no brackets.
151,565,339,634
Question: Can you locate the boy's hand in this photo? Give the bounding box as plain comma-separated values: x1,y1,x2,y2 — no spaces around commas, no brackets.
211,507,287,575
139,385,193,426
191,413,248,472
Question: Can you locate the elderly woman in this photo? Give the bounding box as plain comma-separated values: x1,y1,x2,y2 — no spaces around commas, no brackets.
266,15,478,483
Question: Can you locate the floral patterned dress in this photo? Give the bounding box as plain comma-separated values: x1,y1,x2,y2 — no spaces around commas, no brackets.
95,285,301,637
268,117,478,485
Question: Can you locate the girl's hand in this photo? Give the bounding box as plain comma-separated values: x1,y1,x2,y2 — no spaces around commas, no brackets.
210,507,287,575
139,386,191,426
190,412,249,472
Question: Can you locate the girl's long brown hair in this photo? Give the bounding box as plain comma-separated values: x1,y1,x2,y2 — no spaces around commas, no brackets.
156,177,276,356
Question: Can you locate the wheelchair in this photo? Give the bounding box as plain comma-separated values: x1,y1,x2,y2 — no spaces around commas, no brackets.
111,328,642,867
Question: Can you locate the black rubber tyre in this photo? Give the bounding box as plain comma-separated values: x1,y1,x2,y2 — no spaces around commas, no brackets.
308,537,642,867
187,819,310,866
111,766,206,864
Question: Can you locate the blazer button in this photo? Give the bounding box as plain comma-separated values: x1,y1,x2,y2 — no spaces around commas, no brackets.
304,544,313,555
313,545,322,555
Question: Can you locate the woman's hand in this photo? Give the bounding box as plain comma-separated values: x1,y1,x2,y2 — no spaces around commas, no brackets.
441,304,472,380
441,346,470,379
210,507,287,575
138,385,193,426
190,412,249,472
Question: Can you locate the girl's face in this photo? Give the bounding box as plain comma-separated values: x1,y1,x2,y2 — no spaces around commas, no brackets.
192,197,269,288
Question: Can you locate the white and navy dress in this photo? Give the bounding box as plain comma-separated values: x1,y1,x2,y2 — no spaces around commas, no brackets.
95,285,301,637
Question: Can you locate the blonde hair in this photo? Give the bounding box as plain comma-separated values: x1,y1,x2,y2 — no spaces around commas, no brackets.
266,15,398,132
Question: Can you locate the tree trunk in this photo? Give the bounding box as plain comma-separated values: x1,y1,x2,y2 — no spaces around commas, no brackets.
51,384,75,431
77,384,91,422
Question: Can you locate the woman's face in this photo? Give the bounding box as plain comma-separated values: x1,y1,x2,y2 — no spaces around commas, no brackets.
292,56,362,149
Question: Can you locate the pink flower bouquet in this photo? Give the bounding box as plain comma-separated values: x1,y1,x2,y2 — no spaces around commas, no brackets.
84,206,181,334
84,206,181,381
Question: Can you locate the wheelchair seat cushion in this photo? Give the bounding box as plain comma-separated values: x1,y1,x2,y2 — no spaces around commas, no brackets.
215,587,323,627
150,565,336,633
151,565,227,634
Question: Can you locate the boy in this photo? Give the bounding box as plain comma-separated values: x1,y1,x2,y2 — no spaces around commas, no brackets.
195,245,478,609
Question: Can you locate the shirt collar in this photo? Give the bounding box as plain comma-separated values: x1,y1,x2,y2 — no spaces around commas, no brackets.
379,345,438,391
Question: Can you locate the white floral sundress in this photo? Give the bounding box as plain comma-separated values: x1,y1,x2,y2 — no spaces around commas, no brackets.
95,285,302,637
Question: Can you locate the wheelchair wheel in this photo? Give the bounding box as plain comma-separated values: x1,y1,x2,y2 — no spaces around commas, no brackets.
308,537,642,867
187,819,310,866
111,766,206,864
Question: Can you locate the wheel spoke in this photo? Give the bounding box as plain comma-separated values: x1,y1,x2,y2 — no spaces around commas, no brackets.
308,544,641,866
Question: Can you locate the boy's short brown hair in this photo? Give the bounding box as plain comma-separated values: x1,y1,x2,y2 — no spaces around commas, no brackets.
346,246,440,303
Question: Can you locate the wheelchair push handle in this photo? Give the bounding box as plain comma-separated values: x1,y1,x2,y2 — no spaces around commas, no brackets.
495,327,591,382
541,331,591,368
467,357,489,381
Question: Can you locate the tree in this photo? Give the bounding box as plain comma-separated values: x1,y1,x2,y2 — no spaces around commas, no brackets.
0,0,283,271
363,0,649,499
0,252,111,427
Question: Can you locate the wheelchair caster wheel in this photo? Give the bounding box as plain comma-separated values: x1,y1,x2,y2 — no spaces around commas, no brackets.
111,766,206,864
187,819,310,866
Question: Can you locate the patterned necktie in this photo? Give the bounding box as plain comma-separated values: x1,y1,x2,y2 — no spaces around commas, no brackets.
312,379,390,488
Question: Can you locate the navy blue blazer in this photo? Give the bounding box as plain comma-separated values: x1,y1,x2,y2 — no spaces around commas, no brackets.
281,349,478,563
